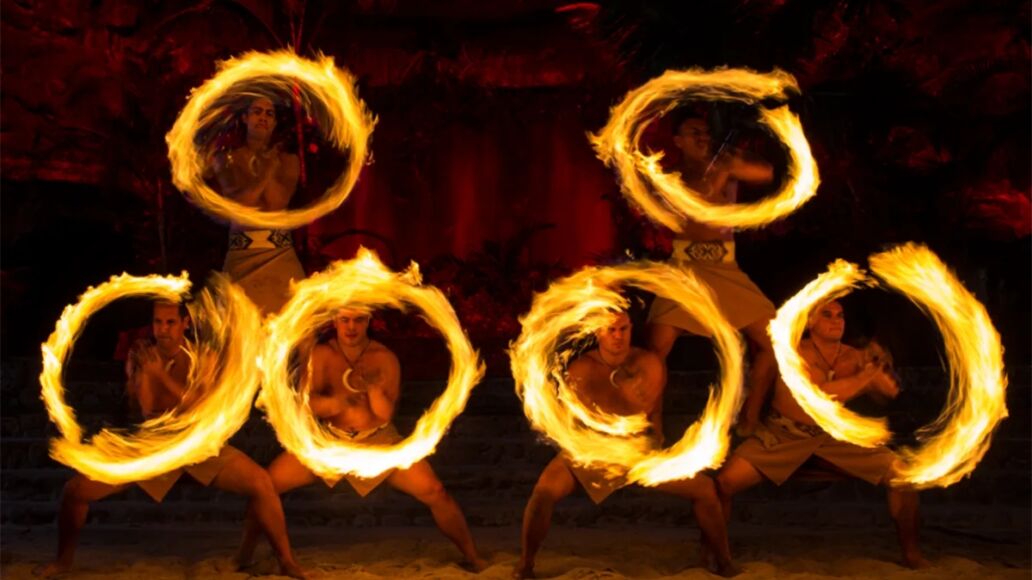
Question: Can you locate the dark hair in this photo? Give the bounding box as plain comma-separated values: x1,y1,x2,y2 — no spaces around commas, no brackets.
240,93,291,144
669,105,710,136
199,91,291,153
153,299,190,320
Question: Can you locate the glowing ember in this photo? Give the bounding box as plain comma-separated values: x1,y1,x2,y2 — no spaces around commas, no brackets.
257,248,485,480
166,50,375,229
41,274,262,484
870,244,1008,488
509,262,745,485
769,245,1008,488
589,68,819,232
768,259,891,447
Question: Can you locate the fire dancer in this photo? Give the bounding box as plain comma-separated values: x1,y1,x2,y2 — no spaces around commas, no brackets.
715,299,927,568
209,94,305,314
33,301,307,578
515,310,739,578
234,307,484,571
646,107,777,435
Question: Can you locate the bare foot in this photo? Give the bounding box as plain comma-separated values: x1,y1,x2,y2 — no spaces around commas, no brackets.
279,559,310,579
512,563,535,579
697,540,714,571
32,562,71,578
903,552,931,569
715,560,743,577
211,555,247,574
461,557,487,573
230,550,254,571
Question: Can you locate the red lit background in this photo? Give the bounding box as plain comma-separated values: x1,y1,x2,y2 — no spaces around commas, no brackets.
2,0,1028,363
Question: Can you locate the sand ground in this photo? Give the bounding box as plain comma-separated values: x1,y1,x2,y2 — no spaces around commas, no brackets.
2,523,1028,579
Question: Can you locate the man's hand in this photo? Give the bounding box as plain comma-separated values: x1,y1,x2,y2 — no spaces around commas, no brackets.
870,368,900,399
138,347,166,378
710,149,737,172
856,363,880,388
257,147,282,181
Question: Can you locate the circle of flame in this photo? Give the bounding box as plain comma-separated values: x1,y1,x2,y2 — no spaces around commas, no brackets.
589,68,820,232
769,243,1008,488
40,274,263,484
257,248,485,480
166,50,375,229
509,262,745,485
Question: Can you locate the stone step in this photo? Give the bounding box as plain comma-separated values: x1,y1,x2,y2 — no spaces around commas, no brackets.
3,453,1026,509
3,490,1024,530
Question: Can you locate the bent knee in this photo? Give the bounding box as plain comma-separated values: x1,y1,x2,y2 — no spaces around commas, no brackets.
267,468,296,494
531,481,570,504
239,469,278,498
413,481,449,505
62,478,87,502
693,474,719,499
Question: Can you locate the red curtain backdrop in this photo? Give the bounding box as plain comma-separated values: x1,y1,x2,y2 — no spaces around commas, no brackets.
308,95,619,269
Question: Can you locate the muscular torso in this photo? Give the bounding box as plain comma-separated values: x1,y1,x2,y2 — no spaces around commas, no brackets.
311,341,395,433
127,343,191,419
214,146,298,212
770,341,863,425
674,167,735,242
569,347,663,418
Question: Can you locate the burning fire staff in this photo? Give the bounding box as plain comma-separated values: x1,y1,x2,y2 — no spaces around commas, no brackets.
715,300,927,568
233,307,485,572
33,301,307,579
646,107,779,437
514,310,739,579
208,93,306,314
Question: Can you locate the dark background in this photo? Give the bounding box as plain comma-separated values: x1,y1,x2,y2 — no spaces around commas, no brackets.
0,3,1029,567
2,0,1028,370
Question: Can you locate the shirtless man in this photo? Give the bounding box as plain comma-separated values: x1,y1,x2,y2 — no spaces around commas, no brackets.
514,311,738,579
34,302,306,578
210,94,306,314
715,300,928,568
235,308,484,570
647,109,778,435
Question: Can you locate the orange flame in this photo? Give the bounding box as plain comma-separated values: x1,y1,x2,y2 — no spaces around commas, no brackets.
770,245,1008,488
589,68,819,232
41,274,262,484
257,248,485,480
166,50,375,229
768,259,890,447
509,262,745,485
870,244,1008,488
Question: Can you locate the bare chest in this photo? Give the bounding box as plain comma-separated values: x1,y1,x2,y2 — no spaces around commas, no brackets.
581,368,651,414
324,354,384,395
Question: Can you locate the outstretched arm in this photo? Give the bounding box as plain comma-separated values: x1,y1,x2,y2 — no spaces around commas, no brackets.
728,155,774,185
